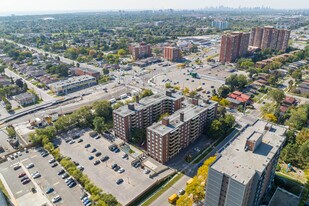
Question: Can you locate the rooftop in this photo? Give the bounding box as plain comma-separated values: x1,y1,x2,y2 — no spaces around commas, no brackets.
268,187,299,206
48,75,95,87
14,92,36,100
211,119,286,184
148,99,217,136
114,91,183,117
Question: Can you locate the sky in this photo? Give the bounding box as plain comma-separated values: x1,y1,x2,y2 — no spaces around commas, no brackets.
0,0,308,15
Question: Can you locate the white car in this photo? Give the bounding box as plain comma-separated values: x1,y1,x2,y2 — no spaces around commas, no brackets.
49,158,55,164
31,171,39,177
52,195,61,203
33,173,41,179
144,169,150,174
26,163,34,169
69,140,75,144
65,177,73,183
118,168,125,173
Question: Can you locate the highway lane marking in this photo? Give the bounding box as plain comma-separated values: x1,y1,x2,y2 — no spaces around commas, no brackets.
15,190,23,194
53,182,60,186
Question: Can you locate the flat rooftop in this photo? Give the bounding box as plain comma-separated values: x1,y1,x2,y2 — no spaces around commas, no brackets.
148,100,217,136
114,92,183,117
49,75,95,87
211,119,286,184
268,187,299,206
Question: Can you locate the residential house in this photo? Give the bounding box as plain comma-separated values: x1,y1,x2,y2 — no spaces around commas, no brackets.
226,91,251,108
14,92,37,106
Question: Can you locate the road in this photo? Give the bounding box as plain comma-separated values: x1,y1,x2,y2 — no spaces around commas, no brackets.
5,68,56,102
149,129,239,206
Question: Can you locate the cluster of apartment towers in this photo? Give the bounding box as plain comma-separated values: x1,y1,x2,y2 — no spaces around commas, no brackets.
113,91,218,164
220,26,291,63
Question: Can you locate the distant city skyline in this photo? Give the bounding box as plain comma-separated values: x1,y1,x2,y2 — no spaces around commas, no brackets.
0,0,309,16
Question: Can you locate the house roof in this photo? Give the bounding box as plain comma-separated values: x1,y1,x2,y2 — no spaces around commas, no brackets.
283,96,296,104
228,91,250,103
280,106,288,113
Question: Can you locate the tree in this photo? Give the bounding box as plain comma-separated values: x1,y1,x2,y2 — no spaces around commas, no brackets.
93,117,105,134
208,120,223,138
269,89,285,104
225,74,247,90
182,87,190,95
15,79,24,88
165,82,171,89
6,127,16,137
291,69,302,81
189,90,197,98
131,128,146,144
92,100,112,120
263,113,277,123
103,68,109,75
288,79,294,91
285,105,309,130
218,86,230,98
140,89,153,98
300,140,309,168
219,98,230,107
117,49,126,56
296,128,309,145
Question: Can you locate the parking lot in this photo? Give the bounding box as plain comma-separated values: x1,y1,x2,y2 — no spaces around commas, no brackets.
57,129,171,205
0,148,84,206
153,67,224,96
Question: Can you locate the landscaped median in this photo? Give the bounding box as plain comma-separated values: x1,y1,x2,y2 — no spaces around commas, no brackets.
141,172,184,206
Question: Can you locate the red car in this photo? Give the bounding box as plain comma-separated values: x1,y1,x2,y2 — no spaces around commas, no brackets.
22,179,30,184
18,173,26,178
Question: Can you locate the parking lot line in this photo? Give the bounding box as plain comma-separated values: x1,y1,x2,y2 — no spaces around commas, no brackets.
0,167,8,172
30,155,37,158
53,181,60,186
20,158,29,163
15,190,23,194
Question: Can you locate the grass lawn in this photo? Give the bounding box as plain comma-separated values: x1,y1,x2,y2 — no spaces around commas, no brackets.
141,172,184,206
0,178,9,199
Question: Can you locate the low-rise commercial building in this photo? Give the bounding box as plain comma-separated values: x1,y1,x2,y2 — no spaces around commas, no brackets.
70,67,101,79
147,99,218,163
48,75,97,95
204,119,286,206
14,92,37,106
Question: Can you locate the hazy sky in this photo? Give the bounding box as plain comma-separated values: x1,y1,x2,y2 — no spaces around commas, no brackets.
0,0,308,14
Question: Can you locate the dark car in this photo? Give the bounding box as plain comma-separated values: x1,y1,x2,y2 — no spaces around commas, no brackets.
22,179,31,184
68,181,76,188
77,139,83,143
46,187,54,194
85,144,91,148
113,165,120,171
100,156,109,162
91,148,97,153
51,163,58,168
18,173,26,178
20,176,29,182
111,164,118,169
116,179,123,185
57,169,65,175
93,160,100,165
88,156,94,160
95,152,102,157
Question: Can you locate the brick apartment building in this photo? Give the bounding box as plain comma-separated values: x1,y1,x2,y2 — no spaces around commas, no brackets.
147,99,218,163
204,118,286,206
113,91,184,142
70,67,100,80
219,32,250,63
128,43,152,60
249,26,291,51
163,47,181,61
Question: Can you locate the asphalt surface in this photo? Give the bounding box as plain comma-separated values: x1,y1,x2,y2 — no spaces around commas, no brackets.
0,148,84,206
57,129,161,206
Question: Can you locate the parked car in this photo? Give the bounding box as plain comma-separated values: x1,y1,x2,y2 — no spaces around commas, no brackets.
13,164,21,170
85,144,91,148
51,163,58,168
144,169,150,174
77,139,83,143
118,168,125,173
52,195,61,203
20,176,29,182
77,165,84,171
93,160,100,165
100,156,109,162
57,169,65,175
46,187,54,194
49,158,56,164
41,152,49,157
122,154,128,159
26,163,34,169
68,181,76,188
179,189,185,195
111,164,118,169
88,156,94,160
116,179,123,185
95,152,102,157
113,165,120,171
61,173,69,179
18,173,26,178
114,148,120,153
22,179,31,184
91,148,97,153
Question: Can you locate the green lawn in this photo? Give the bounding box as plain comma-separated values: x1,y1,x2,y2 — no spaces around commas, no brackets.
0,178,9,199
141,173,184,206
